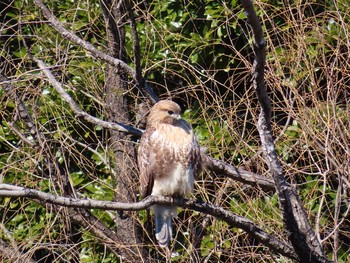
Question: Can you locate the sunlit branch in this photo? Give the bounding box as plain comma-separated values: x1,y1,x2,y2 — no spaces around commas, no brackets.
34,58,143,137
0,183,297,260
33,0,158,103
241,0,330,262
205,155,275,192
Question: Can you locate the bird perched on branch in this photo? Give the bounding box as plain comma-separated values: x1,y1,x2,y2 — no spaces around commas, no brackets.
138,100,202,247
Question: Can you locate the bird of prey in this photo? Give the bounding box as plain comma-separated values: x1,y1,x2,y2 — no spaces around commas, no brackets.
138,100,202,246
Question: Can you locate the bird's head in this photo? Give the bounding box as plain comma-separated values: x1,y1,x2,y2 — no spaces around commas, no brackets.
147,100,182,127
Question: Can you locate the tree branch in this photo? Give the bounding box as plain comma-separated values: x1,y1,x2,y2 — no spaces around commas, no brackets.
33,58,143,137
0,74,40,142
205,155,275,192
0,183,297,260
33,0,158,103
183,199,298,261
0,239,36,263
126,0,143,89
0,184,153,210
1,72,135,260
241,1,331,262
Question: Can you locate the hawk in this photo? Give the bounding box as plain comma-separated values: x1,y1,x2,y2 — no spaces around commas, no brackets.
138,100,202,247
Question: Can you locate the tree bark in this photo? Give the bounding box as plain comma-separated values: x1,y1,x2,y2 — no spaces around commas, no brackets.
240,1,331,262
100,0,144,261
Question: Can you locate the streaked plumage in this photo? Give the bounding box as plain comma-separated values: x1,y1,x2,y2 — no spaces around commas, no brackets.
138,100,201,246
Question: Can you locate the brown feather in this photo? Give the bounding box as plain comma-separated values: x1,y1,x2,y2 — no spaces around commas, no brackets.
137,100,202,246
138,101,201,197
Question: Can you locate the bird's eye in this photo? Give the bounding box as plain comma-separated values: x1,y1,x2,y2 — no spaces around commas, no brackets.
167,110,174,115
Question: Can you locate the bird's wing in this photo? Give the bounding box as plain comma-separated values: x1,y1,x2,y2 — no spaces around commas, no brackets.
138,128,156,198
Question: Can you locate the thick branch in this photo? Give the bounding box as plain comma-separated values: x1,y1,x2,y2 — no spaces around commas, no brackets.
33,0,158,103
183,199,298,261
126,0,143,88
0,183,297,260
0,184,153,211
205,155,275,192
241,1,330,262
240,0,271,127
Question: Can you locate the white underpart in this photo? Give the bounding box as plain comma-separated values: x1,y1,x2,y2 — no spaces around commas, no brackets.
150,130,160,140
151,164,194,197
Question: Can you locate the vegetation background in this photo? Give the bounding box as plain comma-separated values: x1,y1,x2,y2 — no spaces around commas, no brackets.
0,0,349,262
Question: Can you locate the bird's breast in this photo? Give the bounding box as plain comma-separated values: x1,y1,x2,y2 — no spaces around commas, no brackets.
149,123,198,197
151,163,194,197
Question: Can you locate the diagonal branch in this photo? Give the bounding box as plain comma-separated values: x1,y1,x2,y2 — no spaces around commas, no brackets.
33,0,158,103
205,155,275,192
240,1,331,262
34,58,143,136
0,183,297,260
183,199,298,261
0,74,40,143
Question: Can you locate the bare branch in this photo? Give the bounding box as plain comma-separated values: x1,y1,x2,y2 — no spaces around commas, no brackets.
183,199,298,261
34,58,143,137
0,239,36,263
32,0,133,75
0,183,153,210
0,183,297,260
205,155,275,192
33,0,159,103
0,74,40,142
241,1,331,262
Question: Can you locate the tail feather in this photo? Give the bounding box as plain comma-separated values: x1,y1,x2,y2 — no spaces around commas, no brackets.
153,204,177,247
